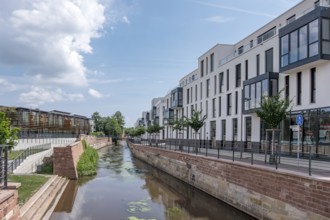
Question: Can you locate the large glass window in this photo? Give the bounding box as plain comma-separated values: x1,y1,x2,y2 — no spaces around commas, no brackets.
290,30,298,63
322,18,330,54
309,19,319,57
250,84,255,109
206,79,210,98
244,85,250,111
299,25,308,59
219,72,224,93
256,82,262,108
235,64,241,87
281,35,289,67
262,80,268,97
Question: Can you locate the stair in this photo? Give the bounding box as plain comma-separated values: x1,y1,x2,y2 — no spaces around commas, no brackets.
20,175,69,220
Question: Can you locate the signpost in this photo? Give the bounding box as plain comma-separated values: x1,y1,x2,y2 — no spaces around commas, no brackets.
295,114,304,166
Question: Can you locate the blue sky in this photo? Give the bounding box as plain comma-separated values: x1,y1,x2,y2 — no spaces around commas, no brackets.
0,0,301,127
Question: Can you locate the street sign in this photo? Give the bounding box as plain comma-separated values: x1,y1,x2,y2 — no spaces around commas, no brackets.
290,125,300,131
296,114,304,126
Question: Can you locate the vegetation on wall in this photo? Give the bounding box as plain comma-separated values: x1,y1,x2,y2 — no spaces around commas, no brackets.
77,140,99,176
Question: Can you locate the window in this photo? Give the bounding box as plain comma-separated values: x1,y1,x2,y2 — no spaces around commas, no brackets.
250,40,253,48
265,48,273,72
206,100,208,118
309,20,319,53
221,120,226,141
256,82,261,108
200,82,203,100
315,0,320,7
226,69,229,91
235,91,238,114
214,75,217,95
322,18,330,54
195,84,197,101
219,72,224,93
212,98,216,118
191,87,193,103
206,79,210,98
244,85,250,111
287,15,296,24
245,117,252,142
235,64,241,87
256,54,260,76
238,46,244,55
311,68,316,103
299,25,308,59
257,27,276,44
285,75,290,100
210,53,214,72
218,96,222,117
187,88,190,104
281,35,289,67
206,57,209,74
201,60,204,77
227,93,232,115
233,118,238,141
297,72,302,105
290,30,298,63
245,60,248,80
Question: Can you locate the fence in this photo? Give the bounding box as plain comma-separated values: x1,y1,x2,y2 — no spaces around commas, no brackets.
128,138,330,177
0,145,9,189
8,143,51,174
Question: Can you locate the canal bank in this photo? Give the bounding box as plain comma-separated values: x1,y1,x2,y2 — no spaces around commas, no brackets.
127,141,330,220
50,143,253,220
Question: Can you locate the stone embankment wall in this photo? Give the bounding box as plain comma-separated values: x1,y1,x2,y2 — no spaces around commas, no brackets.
0,189,20,220
128,142,330,220
53,136,111,179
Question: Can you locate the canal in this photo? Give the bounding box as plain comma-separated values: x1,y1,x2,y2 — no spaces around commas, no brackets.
50,142,255,220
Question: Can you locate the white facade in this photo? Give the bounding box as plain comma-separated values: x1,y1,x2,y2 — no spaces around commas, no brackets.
137,0,330,156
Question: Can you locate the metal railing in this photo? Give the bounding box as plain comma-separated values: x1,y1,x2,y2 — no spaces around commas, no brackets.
0,145,9,189
8,143,51,174
128,138,330,177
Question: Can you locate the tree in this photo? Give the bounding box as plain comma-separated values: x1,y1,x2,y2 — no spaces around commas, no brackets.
172,117,188,139
0,112,19,151
255,90,292,163
113,111,125,129
186,110,207,139
91,112,103,132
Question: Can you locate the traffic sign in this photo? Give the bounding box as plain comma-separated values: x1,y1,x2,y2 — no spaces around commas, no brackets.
296,114,304,126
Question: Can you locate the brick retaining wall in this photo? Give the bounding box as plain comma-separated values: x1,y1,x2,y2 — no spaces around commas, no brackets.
0,190,20,220
53,136,111,179
128,142,330,220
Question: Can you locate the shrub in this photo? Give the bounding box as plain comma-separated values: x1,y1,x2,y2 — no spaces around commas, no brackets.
77,143,99,177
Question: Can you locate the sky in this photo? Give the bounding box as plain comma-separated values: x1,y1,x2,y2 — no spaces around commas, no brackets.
0,0,302,127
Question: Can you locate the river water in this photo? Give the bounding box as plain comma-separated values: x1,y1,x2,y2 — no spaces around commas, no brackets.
50,142,255,220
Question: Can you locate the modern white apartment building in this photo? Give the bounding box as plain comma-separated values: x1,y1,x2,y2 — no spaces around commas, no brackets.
137,0,330,157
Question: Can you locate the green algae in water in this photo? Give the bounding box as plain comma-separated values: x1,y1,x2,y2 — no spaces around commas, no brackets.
127,217,156,220
126,199,152,214
166,206,183,218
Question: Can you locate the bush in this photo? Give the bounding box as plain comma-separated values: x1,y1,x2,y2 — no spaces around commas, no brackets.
77,143,99,177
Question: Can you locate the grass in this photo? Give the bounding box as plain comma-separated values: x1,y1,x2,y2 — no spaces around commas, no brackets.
77,141,99,177
8,150,24,160
8,175,49,206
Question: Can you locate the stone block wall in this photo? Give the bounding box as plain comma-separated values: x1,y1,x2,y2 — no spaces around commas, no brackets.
0,190,20,220
128,142,330,220
53,137,111,179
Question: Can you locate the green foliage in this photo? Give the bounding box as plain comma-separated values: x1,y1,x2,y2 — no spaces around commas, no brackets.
127,126,146,137
37,163,53,174
92,111,125,138
146,124,163,134
0,112,19,150
255,90,292,129
90,131,105,137
82,139,88,150
186,110,207,133
172,117,188,131
91,112,104,132
77,143,99,177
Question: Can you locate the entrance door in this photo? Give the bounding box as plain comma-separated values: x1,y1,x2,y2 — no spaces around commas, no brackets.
210,121,216,148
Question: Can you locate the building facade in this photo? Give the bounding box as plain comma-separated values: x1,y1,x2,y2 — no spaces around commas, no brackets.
0,106,91,138
137,0,330,157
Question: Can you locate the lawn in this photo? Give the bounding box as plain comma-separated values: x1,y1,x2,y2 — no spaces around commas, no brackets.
8,175,49,206
8,150,24,160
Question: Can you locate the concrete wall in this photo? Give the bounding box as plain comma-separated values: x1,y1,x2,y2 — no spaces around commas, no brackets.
0,190,20,220
15,138,76,150
53,136,111,179
128,142,330,220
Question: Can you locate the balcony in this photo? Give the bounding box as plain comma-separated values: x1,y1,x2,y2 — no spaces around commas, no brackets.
163,108,174,125
171,87,183,109
243,72,279,114
279,6,330,72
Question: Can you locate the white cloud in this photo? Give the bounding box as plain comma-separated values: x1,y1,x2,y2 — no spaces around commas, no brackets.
0,78,16,93
88,88,103,98
0,0,106,86
205,16,234,24
19,86,84,107
122,16,130,24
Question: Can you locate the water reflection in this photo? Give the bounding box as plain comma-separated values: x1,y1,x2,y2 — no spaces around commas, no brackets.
50,143,255,220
